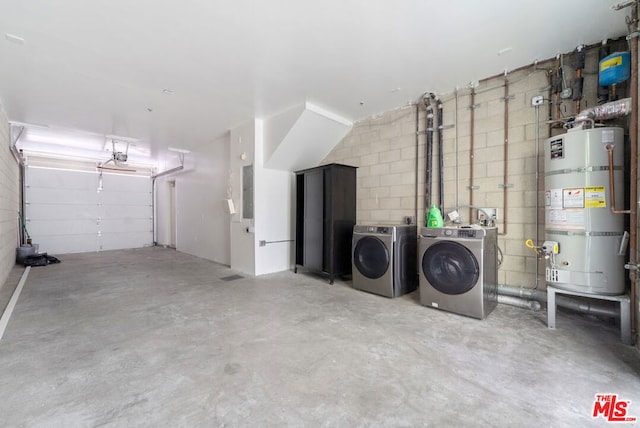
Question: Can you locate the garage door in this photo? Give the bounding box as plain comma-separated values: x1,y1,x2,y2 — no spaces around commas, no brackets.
24,166,153,254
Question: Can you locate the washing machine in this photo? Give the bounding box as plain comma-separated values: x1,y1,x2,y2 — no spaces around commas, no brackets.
418,226,498,319
352,225,417,298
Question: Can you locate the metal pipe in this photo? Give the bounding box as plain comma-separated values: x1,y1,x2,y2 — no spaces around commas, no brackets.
437,98,444,212
574,98,631,123
152,165,184,179
501,76,509,235
424,95,434,216
415,103,420,224
534,102,541,289
497,285,621,317
498,294,541,311
455,87,460,211
605,144,631,214
469,87,476,222
628,2,638,343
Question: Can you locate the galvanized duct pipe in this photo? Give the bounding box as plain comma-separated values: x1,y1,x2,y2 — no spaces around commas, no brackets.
497,285,620,318
498,295,541,311
574,97,631,123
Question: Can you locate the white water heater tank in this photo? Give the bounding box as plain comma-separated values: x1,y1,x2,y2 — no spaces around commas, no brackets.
544,127,627,295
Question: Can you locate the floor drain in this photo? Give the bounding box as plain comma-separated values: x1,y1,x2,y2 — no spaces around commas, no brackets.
220,274,244,281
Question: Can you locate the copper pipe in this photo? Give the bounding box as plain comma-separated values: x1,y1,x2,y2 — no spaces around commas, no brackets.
605,144,630,214
628,3,638,343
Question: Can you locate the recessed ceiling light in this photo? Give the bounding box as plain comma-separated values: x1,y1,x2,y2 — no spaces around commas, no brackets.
5,33,25,44
391,87,402,93
162,89,174,95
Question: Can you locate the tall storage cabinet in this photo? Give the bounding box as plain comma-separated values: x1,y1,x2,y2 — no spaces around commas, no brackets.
295,163,357,283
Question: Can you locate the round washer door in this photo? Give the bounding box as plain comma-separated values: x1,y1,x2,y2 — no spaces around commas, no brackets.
354,236,390,279
422,241,479,295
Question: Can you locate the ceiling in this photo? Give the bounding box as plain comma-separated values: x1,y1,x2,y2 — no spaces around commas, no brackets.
0,0,632,166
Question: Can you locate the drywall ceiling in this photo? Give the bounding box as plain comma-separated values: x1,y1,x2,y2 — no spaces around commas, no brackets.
0,0,631,165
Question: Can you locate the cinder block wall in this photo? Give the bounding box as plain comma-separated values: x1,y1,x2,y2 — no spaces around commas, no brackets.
0,102,20,288
322,45,624,290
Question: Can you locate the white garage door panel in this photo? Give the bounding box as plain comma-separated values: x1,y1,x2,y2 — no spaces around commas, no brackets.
37,234,100,254
27,204,99,221
28,168,99,190
26,188,99,205
100,205,151,219
28,219,98,236
99,218,152,233
100,232,152,251
25,166,152,254
99,191,152,206
101,173,149,189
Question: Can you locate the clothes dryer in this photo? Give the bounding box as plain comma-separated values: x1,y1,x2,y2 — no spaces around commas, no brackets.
352,225,417,298
418,226,498,319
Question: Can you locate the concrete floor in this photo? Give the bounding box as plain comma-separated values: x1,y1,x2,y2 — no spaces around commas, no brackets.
0,247,638,427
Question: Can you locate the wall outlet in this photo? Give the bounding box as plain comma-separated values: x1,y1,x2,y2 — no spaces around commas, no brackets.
531,95,544,106
259,240,266,247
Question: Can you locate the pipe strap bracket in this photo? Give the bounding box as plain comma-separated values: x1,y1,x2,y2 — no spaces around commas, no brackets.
626,31,640,40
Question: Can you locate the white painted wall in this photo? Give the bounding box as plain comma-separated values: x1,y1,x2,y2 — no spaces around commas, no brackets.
0,101,20,288
263,102,352,171
229,119,296,276
254,119,295,275
155,134,231,265
229,121,256,275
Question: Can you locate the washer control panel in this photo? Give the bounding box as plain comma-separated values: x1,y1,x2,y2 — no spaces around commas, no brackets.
457,228,477,238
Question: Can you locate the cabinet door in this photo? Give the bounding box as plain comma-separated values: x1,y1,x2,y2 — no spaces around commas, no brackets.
303,170,323,270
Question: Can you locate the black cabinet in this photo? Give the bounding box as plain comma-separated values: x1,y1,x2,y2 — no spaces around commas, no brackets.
295,163,357,283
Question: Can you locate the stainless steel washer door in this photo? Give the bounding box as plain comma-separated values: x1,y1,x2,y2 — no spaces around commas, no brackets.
354,236,390,279
422,240,479,295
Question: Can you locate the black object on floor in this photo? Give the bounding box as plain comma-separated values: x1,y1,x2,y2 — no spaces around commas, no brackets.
23,253,61,267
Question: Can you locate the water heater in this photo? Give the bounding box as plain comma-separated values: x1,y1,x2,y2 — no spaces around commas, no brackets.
544,127,627,295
